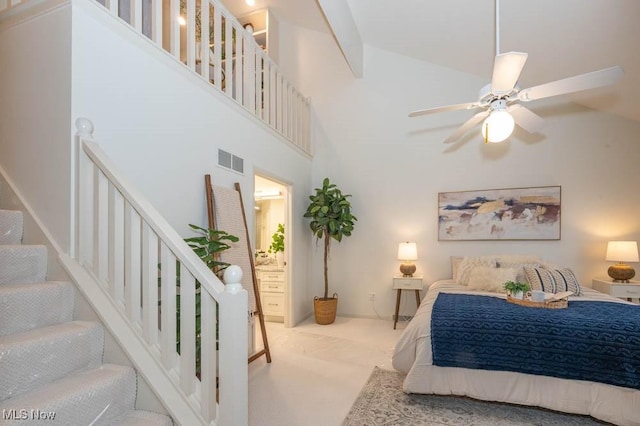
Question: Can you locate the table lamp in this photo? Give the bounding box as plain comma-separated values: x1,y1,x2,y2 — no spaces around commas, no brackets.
606,241,639,283
397,242,418,277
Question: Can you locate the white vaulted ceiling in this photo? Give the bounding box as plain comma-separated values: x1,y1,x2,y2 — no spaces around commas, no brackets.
222,0,640,123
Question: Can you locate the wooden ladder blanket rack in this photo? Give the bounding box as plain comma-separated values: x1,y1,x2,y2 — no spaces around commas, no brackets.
205,175,271,364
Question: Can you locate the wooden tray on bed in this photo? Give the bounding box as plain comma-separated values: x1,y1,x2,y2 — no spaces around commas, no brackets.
506,296,568,309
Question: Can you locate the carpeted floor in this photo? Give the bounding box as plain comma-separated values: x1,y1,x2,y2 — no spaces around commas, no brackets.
342,367,610,425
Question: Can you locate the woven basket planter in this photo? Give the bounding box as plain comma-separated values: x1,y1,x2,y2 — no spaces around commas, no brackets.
314,294,338,325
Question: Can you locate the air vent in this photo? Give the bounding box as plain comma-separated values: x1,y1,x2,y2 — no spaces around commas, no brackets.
218,149,244,174
232,155,244,174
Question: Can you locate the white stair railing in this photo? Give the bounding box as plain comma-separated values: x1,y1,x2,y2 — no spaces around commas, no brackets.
0,0,311,154
98,0,312,154
68,117,248,425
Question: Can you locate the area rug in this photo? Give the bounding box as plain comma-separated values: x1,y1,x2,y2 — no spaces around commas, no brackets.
342,367,609,425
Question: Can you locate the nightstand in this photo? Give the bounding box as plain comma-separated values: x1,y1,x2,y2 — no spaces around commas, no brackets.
592,278,640,303
392,276,423,329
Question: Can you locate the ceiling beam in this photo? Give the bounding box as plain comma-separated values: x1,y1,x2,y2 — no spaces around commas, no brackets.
316,0,363,78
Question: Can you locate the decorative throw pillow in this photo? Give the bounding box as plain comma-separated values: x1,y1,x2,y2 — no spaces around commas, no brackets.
523,267,583,295
456,256,497,285
497,262,540,283
467,266,517,293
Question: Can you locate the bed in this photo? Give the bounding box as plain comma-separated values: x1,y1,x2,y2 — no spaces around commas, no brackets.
392,256,640,426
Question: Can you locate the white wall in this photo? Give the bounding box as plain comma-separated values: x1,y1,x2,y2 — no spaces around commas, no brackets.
0,4,72,251
70,1,313,324
279,23,640,319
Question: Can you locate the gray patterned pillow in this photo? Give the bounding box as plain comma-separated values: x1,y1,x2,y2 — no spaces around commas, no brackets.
498,262,539,283
523,267,583,295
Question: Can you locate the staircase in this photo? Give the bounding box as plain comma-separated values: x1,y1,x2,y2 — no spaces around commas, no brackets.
0,208,173,425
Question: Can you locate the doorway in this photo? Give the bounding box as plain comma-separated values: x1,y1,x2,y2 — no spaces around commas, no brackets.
254,174,290,326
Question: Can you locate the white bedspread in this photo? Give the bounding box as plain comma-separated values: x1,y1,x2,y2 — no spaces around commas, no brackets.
392,280,640,426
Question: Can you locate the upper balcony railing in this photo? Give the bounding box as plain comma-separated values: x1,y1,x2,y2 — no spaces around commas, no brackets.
0,0,311,155
100,0,312,155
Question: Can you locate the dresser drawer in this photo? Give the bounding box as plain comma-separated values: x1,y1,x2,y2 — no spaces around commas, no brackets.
262,293,284,316
610,284,640,298
392,277,423,290
260,271,284,282
261,281,284,293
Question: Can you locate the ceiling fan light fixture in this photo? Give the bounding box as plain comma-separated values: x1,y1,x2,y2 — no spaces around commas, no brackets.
481,109,514,143
406,0,623,147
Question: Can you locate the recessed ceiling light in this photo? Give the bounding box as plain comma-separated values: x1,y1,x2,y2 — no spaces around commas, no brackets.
246,0,256,6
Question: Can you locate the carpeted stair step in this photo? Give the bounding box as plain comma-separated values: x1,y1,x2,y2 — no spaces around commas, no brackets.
117,410,174,426
0,364,138,425
0,244,47,285
0,210,23,244
0,321,104,401
0,281,74,336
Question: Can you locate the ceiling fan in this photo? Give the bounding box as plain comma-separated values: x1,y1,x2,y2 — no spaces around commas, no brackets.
408,0,624,144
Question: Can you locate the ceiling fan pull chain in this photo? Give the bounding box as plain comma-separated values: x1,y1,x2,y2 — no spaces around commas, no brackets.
484,122,489,144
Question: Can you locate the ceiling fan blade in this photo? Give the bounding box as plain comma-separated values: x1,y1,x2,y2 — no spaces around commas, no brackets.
409,102,479,118
518,66,623,102
508,104,544,134
443,110,490,144
491,52,528,96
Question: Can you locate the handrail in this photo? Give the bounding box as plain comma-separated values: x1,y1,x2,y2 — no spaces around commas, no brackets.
73,118,248,425
77,132,223,295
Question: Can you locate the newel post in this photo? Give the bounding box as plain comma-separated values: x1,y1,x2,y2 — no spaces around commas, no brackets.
218,265,248,425
72,117,95,263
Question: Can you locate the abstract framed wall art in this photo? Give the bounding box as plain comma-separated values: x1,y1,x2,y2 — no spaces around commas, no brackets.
438,186,561,241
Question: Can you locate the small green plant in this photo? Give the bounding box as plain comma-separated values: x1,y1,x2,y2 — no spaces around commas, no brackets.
268,223,285,254
175,224,239,378
503,280,531,295
184,224,239,276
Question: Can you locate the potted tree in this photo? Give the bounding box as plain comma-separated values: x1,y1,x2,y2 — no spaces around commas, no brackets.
304,178,357,324
268,223,285,267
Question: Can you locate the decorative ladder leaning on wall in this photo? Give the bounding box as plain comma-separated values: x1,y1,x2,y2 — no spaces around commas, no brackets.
93,0,312,155
58,118,249,425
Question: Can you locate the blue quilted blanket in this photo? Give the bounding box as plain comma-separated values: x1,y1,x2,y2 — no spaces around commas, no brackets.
431,293,640,390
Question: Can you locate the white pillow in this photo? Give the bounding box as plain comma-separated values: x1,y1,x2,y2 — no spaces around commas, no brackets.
497,262,539,283
467,266,518,293
456,256,497,285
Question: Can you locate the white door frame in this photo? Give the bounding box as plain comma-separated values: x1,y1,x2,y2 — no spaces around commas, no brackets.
253,171,293,328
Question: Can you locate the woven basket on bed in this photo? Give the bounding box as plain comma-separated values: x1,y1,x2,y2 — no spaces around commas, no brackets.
506,296,568,309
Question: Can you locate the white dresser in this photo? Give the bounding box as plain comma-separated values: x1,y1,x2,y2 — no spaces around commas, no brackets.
256,266,285,321
592,278,640,303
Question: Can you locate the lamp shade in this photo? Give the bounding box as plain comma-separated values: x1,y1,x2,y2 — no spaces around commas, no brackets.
481,110,515,143
397,242,418,261
606,241,639,262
